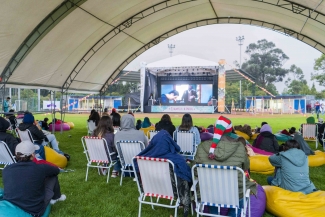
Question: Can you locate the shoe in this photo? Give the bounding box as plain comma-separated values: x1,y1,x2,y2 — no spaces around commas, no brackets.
99,167,107,176
111,170,119,178
50,194,66,205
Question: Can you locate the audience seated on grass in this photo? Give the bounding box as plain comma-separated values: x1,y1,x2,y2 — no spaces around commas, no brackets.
194,116,263,217
88,111,100,126
234,124,253,138
92,116,120,178
175,113,201,146
267,140,317,194
0,117,19,156
155,114,175,137
252,124,279,153
2,141,66,217
39,118,49,130
136,130,192,217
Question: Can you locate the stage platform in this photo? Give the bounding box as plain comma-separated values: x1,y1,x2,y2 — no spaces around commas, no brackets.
144,105,215,113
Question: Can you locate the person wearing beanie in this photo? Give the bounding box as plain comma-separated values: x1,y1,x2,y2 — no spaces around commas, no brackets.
0,116,19,155
194,116,257,217
2,141,66,217
252,124,279,153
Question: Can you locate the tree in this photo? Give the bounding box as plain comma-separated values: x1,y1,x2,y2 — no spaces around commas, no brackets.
242,39,289,93
285,64,305,85
312,54,325,86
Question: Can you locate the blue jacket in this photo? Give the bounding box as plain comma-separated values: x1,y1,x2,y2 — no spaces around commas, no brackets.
269,148,316,194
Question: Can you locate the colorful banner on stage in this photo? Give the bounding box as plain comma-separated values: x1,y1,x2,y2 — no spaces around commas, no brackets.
151,106,214,113
218,60,226,112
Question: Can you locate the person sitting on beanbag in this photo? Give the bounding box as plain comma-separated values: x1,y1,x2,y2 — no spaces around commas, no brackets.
252,124,279,153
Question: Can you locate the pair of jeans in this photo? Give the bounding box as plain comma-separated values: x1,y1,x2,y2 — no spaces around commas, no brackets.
42,134,61,153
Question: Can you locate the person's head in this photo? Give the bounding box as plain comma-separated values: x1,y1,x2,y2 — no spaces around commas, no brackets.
260,124,272,133
289,127,296,134
161,114,172,123
6,97,10,101
136,119,142,125
93,116,114,137
128,111,134,116
104,108,108,113
142,117,151,128
44,117,49,123
15,141,39,162
23,113,35,124
283,139,300,151
120,114,135,130
261,122,268,127
9,109,14,113
318,118,324,124
179,113,193,131
0,117,10,132
90,109,96,115
111,108,117,114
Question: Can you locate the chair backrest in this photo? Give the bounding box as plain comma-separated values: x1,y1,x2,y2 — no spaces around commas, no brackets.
0,141,16,169
81,136,112,164
16,118,23,126
302,124,317,139
192,164,245,208
16,129,34,143
87,120,96,135
116,141,145,167
148,130,159,140
174,131,196,154
113,126,121,134
133,156,178,200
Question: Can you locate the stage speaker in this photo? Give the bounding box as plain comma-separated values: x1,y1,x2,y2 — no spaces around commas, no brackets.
212,99,217,106
148,99,154,106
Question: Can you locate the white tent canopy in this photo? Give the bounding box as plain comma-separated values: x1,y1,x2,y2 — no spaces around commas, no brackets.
0,0,324,94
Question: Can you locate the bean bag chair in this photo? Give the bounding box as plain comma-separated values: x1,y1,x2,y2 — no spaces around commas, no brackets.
308,150,325,167
235,130,250,140
249,155,274,174
263,185,325,217
207,127,214,134
200,132,213,141
140,126,155,137
274,133,292,142
66,122,75,129
0,200,51,217
249,184,266,217
251,133,259,140
44,146,68,168
49,123,70,131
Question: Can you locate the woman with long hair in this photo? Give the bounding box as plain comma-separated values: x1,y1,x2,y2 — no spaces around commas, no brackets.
175,113,201,145
141,117,152,128
155,114,175,137
88,111,100,126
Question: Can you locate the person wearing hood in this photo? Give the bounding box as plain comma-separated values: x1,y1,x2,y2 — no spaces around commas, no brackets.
141,117,152,128
252,124,279,153
155,114,175,137
267,140,316,194
0,116,19,155
194,116,258,217
136,130,192,217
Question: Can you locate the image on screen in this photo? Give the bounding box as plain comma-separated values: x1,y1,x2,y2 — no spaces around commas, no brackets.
160,84,213,105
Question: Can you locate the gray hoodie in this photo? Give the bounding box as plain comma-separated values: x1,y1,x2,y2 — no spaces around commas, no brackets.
114,114,148,146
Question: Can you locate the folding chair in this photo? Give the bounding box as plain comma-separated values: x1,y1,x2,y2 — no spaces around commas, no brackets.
0,141,16,170
301,124,318,149
81,136,116,183
16,118,23,127
116,140,145,186
132,156,180,217
113,126,121,134
173,131,197,159
87,120,96,135
147,130,159,141
15,128,37,143
192,164,250,217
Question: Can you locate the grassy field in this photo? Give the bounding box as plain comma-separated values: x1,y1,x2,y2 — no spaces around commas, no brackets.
1,113,324,217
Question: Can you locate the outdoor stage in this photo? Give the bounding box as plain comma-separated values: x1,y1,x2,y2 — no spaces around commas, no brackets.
143,105,215,113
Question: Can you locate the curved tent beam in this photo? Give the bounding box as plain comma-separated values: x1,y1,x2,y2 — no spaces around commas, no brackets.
61,0,197,93
0,0,86,85
100,17,325,95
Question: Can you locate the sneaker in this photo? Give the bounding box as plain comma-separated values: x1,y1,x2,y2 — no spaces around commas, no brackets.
99,167,107,176
50,194,66,205
111,170,119,178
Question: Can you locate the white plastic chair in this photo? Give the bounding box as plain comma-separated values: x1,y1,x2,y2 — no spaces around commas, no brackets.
132,156,180,217
87,120,96,135
81,136,116,183
148,130,159,141
116,140,145,186
0,141,16,170
192,164,250,217
15,128,36,143
302,124,318,148
173,131,197,159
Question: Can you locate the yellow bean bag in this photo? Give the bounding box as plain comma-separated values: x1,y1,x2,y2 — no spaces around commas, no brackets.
66,122,75,129
235,130,250,140
251,133,259,140
44,146,68,168
250,155,274,174
308,150,325,167
263,185,325,217
140,126,155,137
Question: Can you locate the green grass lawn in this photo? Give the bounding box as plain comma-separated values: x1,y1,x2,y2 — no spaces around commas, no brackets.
1,113,324,217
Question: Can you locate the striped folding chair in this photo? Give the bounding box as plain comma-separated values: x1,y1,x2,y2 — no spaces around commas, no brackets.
116,140,145,186
302,124,318,148
0,141,16,170
192,164,250,217
81,136,116,183
15,128,36,144
87,120,96,135
148,130,159,141
173,131,197,159
132,156,180,217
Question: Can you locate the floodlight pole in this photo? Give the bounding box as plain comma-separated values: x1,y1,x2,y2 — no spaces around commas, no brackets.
168,44,175,57
236,36,245,109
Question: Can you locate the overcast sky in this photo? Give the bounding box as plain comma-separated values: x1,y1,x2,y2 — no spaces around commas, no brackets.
125,24,323,94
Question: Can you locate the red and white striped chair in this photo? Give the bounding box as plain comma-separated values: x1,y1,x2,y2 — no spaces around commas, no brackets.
301,124,318,149
173,131,197,159
0,141,16,170
132,156,180,217
81,136,116,183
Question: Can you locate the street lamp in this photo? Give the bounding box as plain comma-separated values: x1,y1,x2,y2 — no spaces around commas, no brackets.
236,36,245,108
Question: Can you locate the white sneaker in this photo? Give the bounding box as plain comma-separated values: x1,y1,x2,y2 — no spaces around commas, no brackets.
99,167,107,176
111,170,118,178
50,194,66,205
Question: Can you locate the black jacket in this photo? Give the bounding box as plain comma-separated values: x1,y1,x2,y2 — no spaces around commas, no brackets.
155,121,176,137
253,131,279,153
18,123,48,144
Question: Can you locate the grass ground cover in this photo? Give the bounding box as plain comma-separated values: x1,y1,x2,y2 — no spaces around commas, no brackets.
0,113,324,217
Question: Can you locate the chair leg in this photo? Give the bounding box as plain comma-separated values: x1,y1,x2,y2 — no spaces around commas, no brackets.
174,206,177,217
120,171,124,186
85,166,89,181
106,166,111,183
138,202,142,217
150,197,154,210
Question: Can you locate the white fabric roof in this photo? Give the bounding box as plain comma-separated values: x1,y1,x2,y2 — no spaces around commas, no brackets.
146,54,218,68
0,0,324,93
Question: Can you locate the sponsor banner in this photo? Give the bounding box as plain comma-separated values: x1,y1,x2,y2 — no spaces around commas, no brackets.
151,106,214,113
43,101,60,110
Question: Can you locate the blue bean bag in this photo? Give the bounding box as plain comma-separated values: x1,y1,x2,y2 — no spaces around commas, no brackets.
0,200,51,217
274,133,292,142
